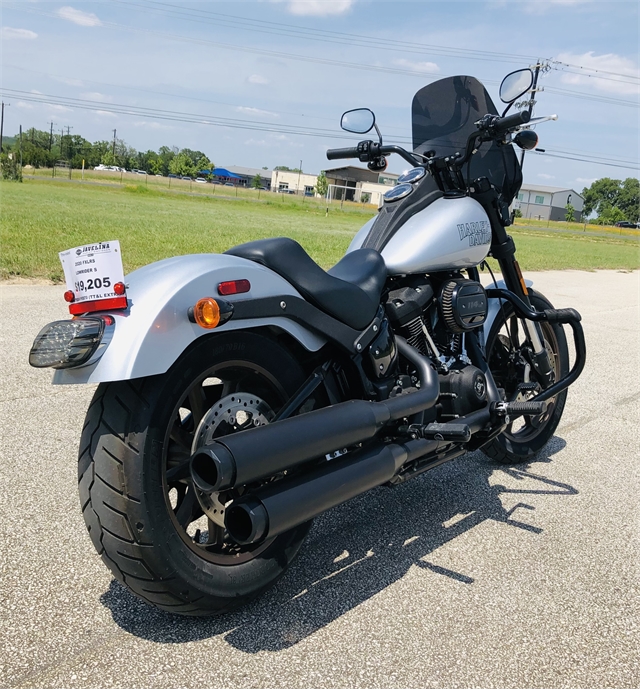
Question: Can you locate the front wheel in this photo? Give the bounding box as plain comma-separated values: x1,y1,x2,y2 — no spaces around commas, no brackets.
481,289,570,465
78,331,313,616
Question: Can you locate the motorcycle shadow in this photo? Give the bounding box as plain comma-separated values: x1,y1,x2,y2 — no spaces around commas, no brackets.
100,436,575,651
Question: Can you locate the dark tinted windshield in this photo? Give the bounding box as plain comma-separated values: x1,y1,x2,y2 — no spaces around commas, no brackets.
412,76,522,203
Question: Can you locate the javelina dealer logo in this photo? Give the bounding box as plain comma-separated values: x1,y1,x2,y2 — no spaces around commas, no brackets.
75,243,111,256
457,221,491,246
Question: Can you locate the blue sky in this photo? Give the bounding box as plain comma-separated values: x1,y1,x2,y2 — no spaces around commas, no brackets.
2,0,638,191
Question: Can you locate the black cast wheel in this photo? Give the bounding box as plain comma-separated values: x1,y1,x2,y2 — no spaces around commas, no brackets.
78,331,313,616
481,289,570,465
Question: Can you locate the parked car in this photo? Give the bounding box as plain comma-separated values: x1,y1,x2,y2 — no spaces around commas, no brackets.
224,182,234,187
614,221,637,228
195,178,207,184
181,176,192,181
94,164,108,171
168,173,178,178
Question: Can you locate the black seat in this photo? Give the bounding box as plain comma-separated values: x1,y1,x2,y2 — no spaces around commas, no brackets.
226,237,387,330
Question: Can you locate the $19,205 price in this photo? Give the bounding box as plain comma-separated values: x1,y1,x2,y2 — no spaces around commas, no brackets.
74,276,112,292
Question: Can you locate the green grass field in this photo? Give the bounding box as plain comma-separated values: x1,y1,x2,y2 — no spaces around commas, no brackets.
1,178,638,281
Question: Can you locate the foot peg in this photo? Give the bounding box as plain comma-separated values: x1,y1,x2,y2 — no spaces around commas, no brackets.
494,400,548,419
405,422,471,443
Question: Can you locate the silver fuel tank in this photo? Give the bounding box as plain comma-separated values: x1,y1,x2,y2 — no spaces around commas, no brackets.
348,196,492,275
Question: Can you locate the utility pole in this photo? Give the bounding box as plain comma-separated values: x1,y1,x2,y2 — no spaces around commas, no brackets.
0,102,9,153
112,128,117,157
19,124,23,168
519,60,549,170
65,125,73,161
47,121,55,151
297,159,302,196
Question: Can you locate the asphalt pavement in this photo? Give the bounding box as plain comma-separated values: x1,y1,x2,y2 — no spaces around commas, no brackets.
1,270,638,689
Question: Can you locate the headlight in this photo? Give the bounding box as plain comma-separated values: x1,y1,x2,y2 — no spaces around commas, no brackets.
29,318,106,369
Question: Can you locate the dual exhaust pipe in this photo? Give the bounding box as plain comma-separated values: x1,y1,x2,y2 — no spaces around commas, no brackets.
190,339,442,545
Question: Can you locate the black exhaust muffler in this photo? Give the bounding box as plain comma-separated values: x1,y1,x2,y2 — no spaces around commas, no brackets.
225,437,437,545
190,338,438,493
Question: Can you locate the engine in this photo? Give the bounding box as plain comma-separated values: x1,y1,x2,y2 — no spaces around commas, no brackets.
384,273,489,419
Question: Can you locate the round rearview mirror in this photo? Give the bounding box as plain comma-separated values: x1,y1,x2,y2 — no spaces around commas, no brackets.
340,108,376,134
499,69,534,103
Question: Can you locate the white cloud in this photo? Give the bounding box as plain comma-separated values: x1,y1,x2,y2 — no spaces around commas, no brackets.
393,59,440,75
48,104,72,112
82,92,111,103
16,101,34,109
56,77,84,87
57,6,102,27
95,110,116,118
576,177,597,185
247,74,269,85
236,106,279,118
555,52,639,96
521,0,591,14
244,138,270,147
274,0,354,16
132,121,172,130
538,173,556,180
1,27,38,40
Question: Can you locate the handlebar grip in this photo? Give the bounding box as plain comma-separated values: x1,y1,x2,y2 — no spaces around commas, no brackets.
543,308,582,324
494,110,531,134
326,147,360,160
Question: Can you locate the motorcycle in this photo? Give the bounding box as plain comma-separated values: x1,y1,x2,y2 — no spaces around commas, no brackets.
29,69,585,616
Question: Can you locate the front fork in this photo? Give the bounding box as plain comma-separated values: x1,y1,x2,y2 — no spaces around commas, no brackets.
493,239,555,388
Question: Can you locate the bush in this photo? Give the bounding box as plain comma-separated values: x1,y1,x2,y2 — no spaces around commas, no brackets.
1,153,22,181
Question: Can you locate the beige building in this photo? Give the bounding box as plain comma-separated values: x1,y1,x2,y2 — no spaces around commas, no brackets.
514,184,584,221
270,170,319,196
324,165,399,205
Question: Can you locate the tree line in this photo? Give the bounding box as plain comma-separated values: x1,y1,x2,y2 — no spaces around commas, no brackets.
581,178,639,225
1,128,636,221
0,127,213,178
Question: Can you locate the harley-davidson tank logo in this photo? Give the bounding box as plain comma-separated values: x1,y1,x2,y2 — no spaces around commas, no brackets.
457,220,491,246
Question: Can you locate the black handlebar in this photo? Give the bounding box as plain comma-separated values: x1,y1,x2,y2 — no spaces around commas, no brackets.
325,110,531,166
492,110,530,134
326,146,361,160
326,142,421,167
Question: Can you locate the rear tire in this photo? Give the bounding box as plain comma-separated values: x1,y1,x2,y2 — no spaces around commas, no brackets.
481,290,569,465
78,331,312,616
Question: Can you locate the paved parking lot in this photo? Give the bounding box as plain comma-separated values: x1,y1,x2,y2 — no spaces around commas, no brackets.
1,270,638,689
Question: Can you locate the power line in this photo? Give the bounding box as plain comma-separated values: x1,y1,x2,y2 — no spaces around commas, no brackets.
0,88,377,141
552,61,640,83
3,64,396,132
532,150,639,171
7,3,639,109
3,88,637,172
114,0,541,66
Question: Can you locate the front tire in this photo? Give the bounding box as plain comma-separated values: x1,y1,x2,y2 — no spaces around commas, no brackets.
481,289,570,465
78,331,312,616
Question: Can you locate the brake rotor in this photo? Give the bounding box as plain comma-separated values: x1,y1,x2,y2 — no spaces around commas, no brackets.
191,392,273,527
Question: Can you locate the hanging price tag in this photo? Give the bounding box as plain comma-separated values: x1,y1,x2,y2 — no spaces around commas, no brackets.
59,240,127,313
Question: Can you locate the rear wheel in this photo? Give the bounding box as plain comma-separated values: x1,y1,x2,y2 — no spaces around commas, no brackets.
78,331,313,616
481,290,569,465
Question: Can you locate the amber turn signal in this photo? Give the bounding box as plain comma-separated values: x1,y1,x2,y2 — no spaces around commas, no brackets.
188,297,234,329
192,298,221,329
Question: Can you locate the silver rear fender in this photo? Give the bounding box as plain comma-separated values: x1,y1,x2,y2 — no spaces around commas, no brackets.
53,253,326,385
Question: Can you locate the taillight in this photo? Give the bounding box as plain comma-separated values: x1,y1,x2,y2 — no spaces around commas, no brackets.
29,318,107,369
218,279,250,296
